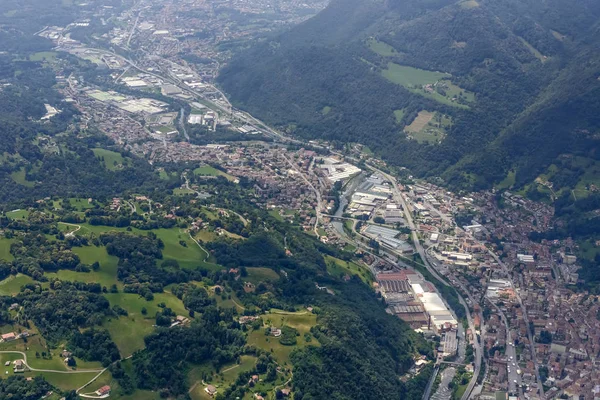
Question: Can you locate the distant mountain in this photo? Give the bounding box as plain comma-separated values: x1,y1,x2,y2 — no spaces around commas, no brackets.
218,0,600,195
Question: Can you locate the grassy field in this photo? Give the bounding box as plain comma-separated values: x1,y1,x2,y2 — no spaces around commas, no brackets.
0,274,36,296
10,168,35,187
244,267,280,285
321,106,331,115
382,63,450,87
103,291,188,355
496,170,516,190
92,148,129,171
247,310,319,367
367,38,398,57
0,237,14,261
325,255,373,285
68,197,95,211
5,209,29,219
153,125,177,134
103,315,155,357
29,51,58,62
46,245,120,288
382,62,473,107
394,109,405,124
71,225,215,271
193,165,235,181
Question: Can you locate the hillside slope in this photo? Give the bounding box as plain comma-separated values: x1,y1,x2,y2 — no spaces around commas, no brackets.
218,0,600,193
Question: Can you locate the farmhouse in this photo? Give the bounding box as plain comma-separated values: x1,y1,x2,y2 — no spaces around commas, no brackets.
95,385,111,396
13,359,25,372
1,332,16,342
205,384,217,396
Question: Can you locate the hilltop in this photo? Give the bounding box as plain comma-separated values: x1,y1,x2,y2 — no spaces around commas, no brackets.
218,0,600,196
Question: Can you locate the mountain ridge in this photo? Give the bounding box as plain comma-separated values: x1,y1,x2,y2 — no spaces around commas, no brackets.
218,0,600,195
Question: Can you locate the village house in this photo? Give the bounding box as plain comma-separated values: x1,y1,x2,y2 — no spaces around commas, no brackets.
95,385,111,396
205,384,217,397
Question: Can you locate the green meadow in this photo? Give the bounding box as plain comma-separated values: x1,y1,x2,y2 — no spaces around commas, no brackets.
193,165,235,181
92,148,130,171
325,255,373,285
0,274,36,296
246,310,319,366
45,245,120,288
0,238,14,261
381,62,474,107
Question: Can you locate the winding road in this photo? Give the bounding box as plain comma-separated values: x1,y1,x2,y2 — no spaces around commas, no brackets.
0,351,103,374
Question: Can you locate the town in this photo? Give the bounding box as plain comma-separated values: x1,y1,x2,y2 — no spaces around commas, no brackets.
2,0,598,399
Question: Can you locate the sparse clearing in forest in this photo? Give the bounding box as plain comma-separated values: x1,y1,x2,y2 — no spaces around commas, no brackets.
247,310,319,366
405,111,451,144
459,0,480,9
193,165,235,181
10,168,35,187
92,148,130,171
367,38,398,57
325,255,373,285
381,63,474,107
394,109,405,124
518,37,546,62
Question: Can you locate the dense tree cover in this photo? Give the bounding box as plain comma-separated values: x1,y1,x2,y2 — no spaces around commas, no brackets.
98,232,205,295
0,376,54,400
132,307,245,396
70,328,121,367
17,287,114,345
218,0,600,193
290,280,432,400
171,283,215,313
206,226,433,398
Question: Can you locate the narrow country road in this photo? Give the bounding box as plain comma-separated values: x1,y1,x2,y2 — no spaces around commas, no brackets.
58,222,82,237
0,351,103,374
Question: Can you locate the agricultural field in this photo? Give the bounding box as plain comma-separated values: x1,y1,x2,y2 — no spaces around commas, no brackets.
92,148,130,171
325,255,373,285
246,310,319,366
405,111,452,144
193,165,235,181
381,62,474,107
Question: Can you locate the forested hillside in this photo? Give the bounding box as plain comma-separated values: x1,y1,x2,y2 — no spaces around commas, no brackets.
218,0,600,192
